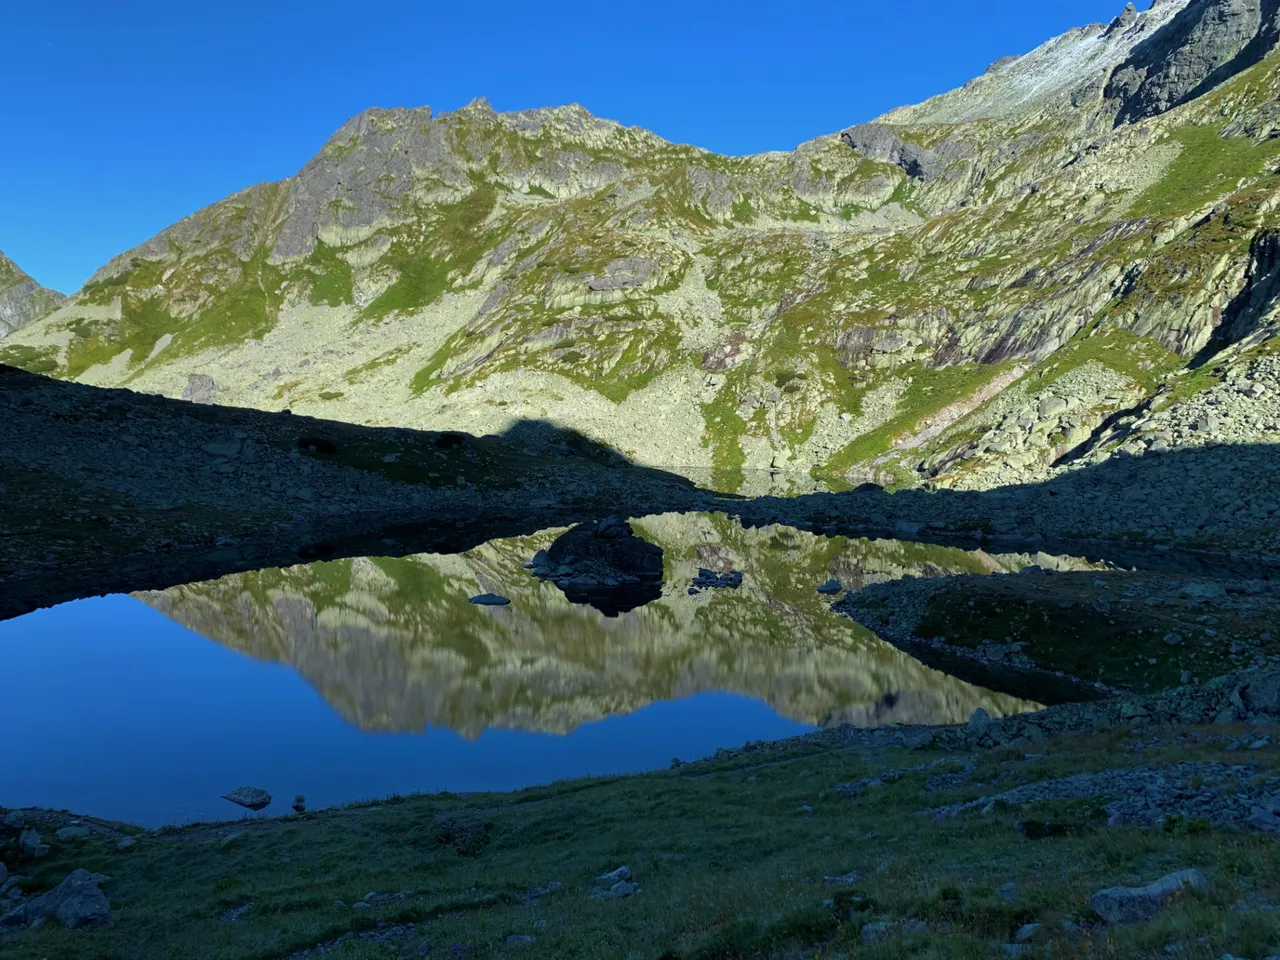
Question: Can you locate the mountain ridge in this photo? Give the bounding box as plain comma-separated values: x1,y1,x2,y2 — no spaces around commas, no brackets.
5,0,1280,504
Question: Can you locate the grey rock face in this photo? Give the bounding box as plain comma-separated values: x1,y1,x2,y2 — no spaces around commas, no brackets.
181,374,218,404
1088,868,1209,924
840,123,944,180
1107,0,1280,124
0,868,110,930
0,251,65,339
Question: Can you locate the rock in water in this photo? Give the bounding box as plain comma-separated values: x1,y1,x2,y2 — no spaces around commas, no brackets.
0,868,110,930
222,787,272,811
541,521,664,616
1088,868,1209,924
292,794,307,814
469,593,511,606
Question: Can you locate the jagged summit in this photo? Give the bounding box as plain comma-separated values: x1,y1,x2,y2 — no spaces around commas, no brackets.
1108,0,1280,124
0,251,65,340
882,0,1193,124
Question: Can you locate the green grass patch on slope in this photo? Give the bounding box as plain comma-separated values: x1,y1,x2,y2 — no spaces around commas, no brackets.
360,178,502,322
816,362,1014,485
1130,124,1280,219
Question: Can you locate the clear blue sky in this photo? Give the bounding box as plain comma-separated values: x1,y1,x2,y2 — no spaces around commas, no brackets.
3,0,1148,294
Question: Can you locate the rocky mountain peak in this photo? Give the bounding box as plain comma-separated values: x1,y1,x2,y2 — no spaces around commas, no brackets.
1107,0,1280,124
0,251,65,339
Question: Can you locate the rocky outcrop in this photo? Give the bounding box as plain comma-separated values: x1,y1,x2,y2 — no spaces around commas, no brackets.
1107,0,1280,124
840,124,947,181
0,252,64,339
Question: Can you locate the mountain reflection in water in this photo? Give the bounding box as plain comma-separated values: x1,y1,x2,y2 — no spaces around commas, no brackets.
138,514,1082,735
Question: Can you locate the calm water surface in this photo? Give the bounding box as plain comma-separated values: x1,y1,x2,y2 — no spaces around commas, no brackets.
2,515,1059,825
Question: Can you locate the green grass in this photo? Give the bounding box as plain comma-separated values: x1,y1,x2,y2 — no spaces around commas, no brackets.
1029,323,1183,394
912,570,1280,693
1130,124,1280,219
816,362,1014,484
4,723,1279,960
0,343,59,375
701,387,748,491
360,178,501,322
300,241,356,307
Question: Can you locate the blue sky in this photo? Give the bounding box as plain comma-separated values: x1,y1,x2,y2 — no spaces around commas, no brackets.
3,0,1149,294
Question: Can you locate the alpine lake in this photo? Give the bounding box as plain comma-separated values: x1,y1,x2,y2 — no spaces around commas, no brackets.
5,509,1132,827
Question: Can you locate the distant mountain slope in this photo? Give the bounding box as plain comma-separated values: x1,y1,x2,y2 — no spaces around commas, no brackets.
0,251,65,340
5,0,1280,502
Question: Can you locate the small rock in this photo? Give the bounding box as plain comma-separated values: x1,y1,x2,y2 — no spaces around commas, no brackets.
1088,868,1208,924
817,579,843,596
2,812,24,829
222,787,272,811
997,881,1020,901
469,594,511,606
1015,923,1042,942
56,826,91,842
1163,633,1184,647
506,935,535,946
352,901,370,910
861,921,892,944
594,865,632,887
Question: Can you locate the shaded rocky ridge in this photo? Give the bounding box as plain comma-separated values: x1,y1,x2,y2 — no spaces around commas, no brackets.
7,4,1280,498
1108,0,1280,124
0,252,64,339
6,362,1280,627
136,515,1049,736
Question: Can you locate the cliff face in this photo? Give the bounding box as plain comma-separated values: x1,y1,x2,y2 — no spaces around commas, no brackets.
137,517,1052,735
0,251,64,340
6,1,1280,494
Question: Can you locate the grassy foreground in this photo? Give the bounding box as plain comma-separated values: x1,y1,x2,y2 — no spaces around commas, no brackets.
3,716,1279,960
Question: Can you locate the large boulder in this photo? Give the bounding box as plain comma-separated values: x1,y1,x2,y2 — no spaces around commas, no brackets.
1088,868,1209,924
0,868,110,930
539,517,664,617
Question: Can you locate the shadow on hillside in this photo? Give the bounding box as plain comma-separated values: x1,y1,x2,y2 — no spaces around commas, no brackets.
2,363,1279,623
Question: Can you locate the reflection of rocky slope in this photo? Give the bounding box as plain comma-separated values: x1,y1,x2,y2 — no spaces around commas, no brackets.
11,2,1280,495
137,517,1053,735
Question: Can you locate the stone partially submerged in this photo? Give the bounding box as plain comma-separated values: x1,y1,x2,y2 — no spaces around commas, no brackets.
530,518,664,617
222,787,272,811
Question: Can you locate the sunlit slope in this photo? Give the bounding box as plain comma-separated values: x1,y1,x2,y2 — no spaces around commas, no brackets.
7,0,1280,493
